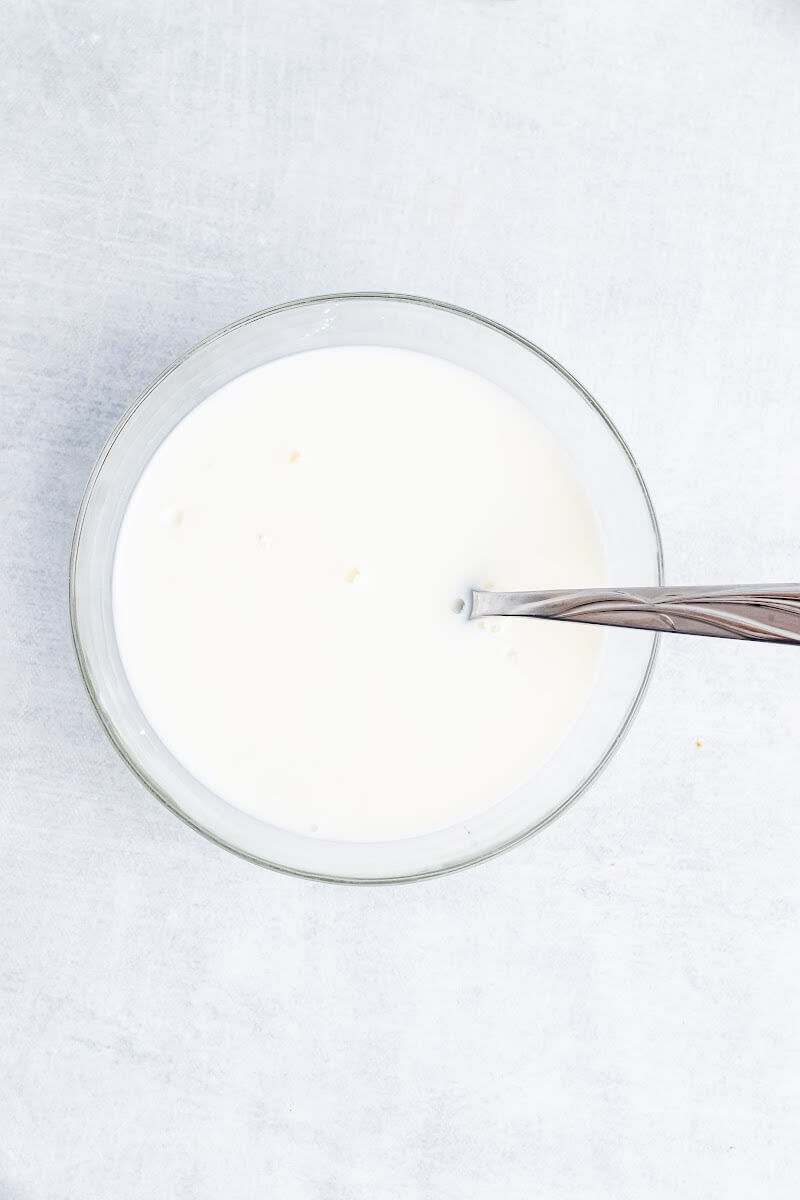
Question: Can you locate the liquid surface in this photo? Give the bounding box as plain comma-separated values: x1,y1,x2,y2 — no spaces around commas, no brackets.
113,346,607,840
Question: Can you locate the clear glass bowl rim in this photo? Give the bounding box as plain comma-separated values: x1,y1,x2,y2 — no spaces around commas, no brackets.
69,291,664,884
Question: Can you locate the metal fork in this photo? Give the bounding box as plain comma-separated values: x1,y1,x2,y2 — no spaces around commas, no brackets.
469,586,800,644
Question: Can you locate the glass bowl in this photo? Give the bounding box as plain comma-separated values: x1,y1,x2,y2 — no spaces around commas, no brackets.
70,293,663,882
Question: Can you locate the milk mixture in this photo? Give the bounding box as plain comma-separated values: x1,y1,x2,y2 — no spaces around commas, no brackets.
112,346,607,840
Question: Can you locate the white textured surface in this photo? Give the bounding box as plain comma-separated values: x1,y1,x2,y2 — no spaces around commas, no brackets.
2,1,800,1195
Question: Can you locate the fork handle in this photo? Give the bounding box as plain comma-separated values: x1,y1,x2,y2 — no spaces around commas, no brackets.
469,586,800,644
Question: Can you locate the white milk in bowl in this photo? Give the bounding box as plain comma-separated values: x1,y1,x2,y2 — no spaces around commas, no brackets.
112,346,607,842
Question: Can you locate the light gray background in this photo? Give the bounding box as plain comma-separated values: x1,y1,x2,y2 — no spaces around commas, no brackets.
3,1,800,1196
